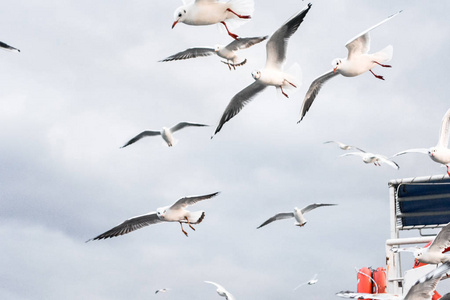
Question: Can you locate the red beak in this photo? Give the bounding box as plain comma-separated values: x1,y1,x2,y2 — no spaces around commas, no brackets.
172,20,179,29
333,67,337,73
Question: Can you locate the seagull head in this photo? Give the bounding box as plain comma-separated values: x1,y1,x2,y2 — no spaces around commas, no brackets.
413,248,424,260
156,206,169,219
172,6,187,28
251,70,261,80
214,45,224,53
331,58,342,73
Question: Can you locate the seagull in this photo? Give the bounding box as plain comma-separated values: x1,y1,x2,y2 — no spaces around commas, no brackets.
393,108,450,176
293,274,318,291
340,152,399,169
0,40,20,52
324,141,365,152
213,3,312,136
205,281,235,300
336,261,450,300
120,122,208,148
159,36,267,70
86,192,220,241
172,0,254,40
155,288,170,294
392,223,450,264
298,10,402,123
257,203,336,229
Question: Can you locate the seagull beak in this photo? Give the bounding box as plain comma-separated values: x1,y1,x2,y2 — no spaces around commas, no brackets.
333,67,338,73
172,20,179,29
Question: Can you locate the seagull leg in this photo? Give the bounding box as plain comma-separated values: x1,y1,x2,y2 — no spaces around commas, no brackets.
373,61,392,68
226,8,251,19
179,222,188,237
221,22,239,40
185,216,196,231
284,79,297,88
369,70,385,80
280,86,289,98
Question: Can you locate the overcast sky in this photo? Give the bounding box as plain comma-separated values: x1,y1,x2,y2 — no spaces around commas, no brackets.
1,0,450,299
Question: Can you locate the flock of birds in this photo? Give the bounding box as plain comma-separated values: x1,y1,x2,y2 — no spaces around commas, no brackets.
3,0,450,299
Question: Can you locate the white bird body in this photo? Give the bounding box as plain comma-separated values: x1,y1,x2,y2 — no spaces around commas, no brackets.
205,281,235,300
341,152,399,169
213,3,311,135
298,11,401,122
172,0,254,39
324,140,365,152
87,192,219,240
121,122,208,148
394,108,450,174
294,274,319,291
257,203,336,229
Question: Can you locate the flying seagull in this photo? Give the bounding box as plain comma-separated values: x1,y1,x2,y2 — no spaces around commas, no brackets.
393,108,450,176
340,152,399,169
257,203,336,229
155,288,170,294
87,192,220,241
293,274,318,291
392,223,450,264
159,36,267,70
324,141,365,152
336,261,450,300
205,281,235,300
213,3,312,136
0,40,20,52
172,0,254,40
121,122,208,148
298,10,402,122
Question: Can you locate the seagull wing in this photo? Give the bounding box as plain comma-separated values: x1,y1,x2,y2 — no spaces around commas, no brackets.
170,192,220,210
405,277,440,300
213,81,267,136
336,291,398,300
428,223,450,253
121,130,161,148
393,148,429,157
345,11,402,59
438,108,450,148
87,212,162,241
170,122,208,133
301,203,337,214
0,41,20,52
375,155,400,170
340,152,366,158
265,3,311,69
298,70,339,123
323,141,366,152
159,47,215,62
257,212,294,229
225,36,268,51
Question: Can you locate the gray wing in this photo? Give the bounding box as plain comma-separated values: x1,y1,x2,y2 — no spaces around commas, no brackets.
439,293,450,300
257,212,294,229
170,122,208,133
428,223,450,253
87,212,162,241
301,203,337,214
345,11,402,59
393,148,429,157
0,41,20,52
225,36,268,51
336,291,398,300
159,47,215,62
120,130,161,148
170,192,220,210
375,155,400,170
213,81,267,136
438,108,450,148
405,262,450,300
265,3,311,69
298,70,339,123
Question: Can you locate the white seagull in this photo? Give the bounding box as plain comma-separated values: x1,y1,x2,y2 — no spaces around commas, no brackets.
340,152,399,169
121,122,208,148
293,274,318,291
205,281,235,300
87,192,220,241
213,3,312,136
298,10,402,123
155,288,170,294
0,40,20,52
257,203,336,229
324,140,365,152
392,223,450,264
159,36,267,70
336,261,450,300
393,108,450,176
172,0,254,40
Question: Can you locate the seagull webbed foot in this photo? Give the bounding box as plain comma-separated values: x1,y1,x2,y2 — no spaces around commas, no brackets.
370,69,385,80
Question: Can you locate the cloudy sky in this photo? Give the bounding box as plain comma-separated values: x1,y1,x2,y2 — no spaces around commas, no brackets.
1,0,450,299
